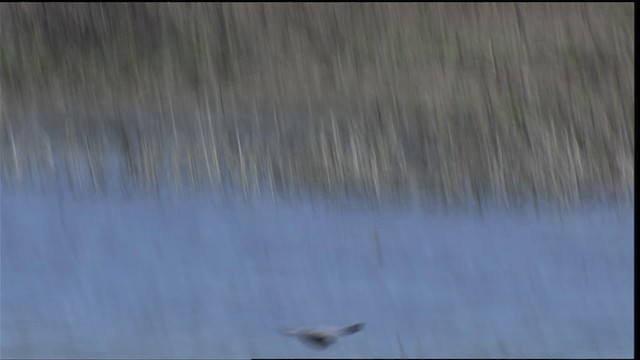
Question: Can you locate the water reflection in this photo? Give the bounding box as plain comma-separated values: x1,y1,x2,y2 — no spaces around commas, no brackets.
1,182,633,358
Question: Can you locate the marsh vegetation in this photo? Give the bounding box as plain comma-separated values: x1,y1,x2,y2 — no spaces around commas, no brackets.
1,3,634,208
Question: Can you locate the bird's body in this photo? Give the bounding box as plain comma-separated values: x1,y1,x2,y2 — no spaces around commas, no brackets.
280,323,365,349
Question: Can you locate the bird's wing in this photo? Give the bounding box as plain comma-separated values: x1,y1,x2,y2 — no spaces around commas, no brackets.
280,323,365,338
279,327,306,337
337,322,365,336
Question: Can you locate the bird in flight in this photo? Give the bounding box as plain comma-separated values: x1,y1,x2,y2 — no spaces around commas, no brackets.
280,322,365,350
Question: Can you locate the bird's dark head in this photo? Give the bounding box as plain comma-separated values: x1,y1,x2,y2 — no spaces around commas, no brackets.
303,333,335,349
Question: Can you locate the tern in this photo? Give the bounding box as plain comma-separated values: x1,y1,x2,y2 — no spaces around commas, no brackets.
280,322,365,349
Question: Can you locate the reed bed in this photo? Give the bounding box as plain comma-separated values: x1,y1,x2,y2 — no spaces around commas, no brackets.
1,3,634,208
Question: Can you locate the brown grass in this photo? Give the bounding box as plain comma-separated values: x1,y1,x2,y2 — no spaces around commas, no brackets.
0,3,634,208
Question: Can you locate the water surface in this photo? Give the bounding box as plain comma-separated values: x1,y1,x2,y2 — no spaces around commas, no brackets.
1,187,634,358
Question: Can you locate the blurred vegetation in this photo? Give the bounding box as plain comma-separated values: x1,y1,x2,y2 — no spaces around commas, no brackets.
0,3,634,208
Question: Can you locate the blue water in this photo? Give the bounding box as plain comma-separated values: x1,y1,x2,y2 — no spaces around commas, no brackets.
1,187,634,358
